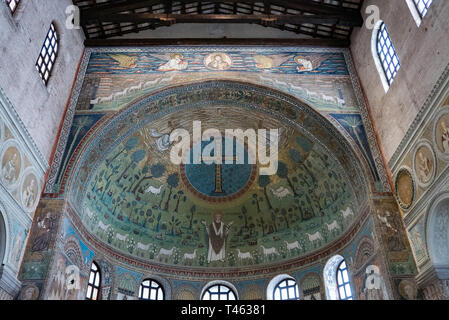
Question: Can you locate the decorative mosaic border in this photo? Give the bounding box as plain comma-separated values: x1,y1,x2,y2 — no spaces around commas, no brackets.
343,50,391,192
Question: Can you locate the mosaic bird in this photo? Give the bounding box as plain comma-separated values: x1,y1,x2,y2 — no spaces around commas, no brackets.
108,54,139,68
150,129,172,151
254,54,292,69
294,54,328,72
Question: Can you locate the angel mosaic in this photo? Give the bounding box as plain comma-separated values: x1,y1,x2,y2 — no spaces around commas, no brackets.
151,53,188,72
294,54,328,72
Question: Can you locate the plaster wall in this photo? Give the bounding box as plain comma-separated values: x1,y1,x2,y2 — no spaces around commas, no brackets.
113,23,308,39
0,0,85,163
350,0,449,162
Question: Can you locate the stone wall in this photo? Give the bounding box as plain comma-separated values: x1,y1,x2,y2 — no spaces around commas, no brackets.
0,0,84,163
350,0,449,162
387,47,449,300
0,87,47,299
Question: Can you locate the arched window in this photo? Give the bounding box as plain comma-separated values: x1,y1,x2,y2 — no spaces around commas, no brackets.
336,260,353,300
138,279,164,300
201,281,238,300
86,261,101,300
35,23,58,86
371,21,400,92
324,254,353,300
267,274,300,300
274,278,300,300
406,0,433,26
5,0,20,14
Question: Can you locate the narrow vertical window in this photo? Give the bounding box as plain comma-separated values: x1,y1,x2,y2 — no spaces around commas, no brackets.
372,21,400,92
86,261,101,300
336,260,353,300
377,23,400,87
35,23,58,86
5,0,20,14
139,279,164,300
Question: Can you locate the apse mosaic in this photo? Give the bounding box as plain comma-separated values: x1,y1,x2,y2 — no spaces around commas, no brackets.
48,47,388,194
74,99,362,268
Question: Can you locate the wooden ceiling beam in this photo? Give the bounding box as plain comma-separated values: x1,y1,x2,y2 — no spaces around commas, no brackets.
79,0,362,18
80,0,163,17
271,0,359,15
75,0,363,41
84,37,350,47
81,13,363,27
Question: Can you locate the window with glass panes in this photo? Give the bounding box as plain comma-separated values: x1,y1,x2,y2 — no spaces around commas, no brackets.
413,0,433,18
201,284,237,300
35,23,58,85
336,260,353,300
86,262,101,300
273,279,300,300
5,0,20,14
376,22,400,87
138,279,164,300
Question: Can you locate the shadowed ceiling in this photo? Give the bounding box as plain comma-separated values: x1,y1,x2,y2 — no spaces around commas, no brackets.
73,0,364,46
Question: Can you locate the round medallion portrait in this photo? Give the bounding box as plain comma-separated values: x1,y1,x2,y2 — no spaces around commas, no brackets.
413,142,435,187
204,53,233,71
398,279,417,300
20,171,40,212
20,285,39,300
433,110,449,160
1,144,22,187
395,168,414,210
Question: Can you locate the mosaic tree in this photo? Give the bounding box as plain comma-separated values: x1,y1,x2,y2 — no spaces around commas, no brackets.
165,173,180,211
258,175,273,210
132,163,166,195
277,161,297,196
107,137,139,166
116,149,146,185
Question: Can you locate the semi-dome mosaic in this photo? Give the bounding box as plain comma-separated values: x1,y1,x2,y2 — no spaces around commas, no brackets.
67,81,370,269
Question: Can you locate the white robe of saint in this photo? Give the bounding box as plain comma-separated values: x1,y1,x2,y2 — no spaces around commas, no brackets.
207,221,226,263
